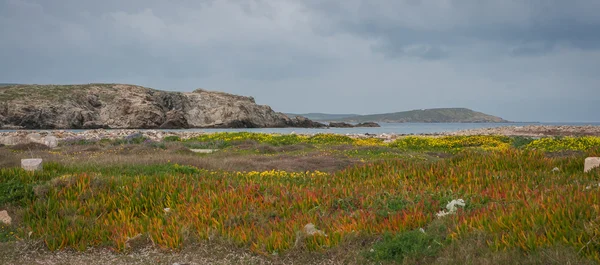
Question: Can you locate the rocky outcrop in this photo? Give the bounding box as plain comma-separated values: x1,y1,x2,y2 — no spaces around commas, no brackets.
0,84,326,129
329,122,354,128
355,122,381,127
328,122,381,128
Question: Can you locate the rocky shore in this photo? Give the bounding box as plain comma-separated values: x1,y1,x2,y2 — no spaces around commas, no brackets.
443,125,600,137
1,125,598,147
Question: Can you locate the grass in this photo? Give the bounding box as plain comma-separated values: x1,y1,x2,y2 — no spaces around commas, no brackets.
1,133,600,264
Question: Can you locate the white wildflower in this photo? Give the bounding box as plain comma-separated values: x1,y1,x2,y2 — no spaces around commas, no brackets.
419,228,426,234
446,199,465,212
436,210,451,218
163,208,171,213
585,183,600,190
437,199,466,218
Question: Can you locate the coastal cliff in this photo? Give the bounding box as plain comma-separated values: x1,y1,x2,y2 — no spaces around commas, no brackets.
0,84,324,129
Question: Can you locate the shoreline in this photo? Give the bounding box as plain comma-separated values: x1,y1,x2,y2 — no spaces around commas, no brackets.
1,125,599,146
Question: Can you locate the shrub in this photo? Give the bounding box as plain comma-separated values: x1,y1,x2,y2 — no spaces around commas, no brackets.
365,229,444,263
113,133,148,145
163,136,181,142
0,179,33,206
525,136,600,152
510,136,535,149
389,136,510,151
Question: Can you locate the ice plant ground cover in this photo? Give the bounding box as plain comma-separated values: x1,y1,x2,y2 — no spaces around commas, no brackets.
0,133,600,264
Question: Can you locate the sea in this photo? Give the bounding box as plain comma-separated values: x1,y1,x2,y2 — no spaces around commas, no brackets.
3,122,596,135
195,122,600,135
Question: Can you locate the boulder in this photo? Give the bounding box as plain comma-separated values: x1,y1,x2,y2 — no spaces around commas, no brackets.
26,133,43,144
22,158,43,171
584,157,600,173
0,135,19,146
355,122,381,127
43,136,58,148
303,223,326,236
0,210,11,225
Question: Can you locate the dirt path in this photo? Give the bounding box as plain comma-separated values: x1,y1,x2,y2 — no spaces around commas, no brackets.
0,240,368,265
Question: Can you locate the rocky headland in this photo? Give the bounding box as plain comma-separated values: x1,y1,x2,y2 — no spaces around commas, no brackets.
328,122,380,128
0,84,325,129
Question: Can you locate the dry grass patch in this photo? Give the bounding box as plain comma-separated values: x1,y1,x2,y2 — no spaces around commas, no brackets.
435,232,595,265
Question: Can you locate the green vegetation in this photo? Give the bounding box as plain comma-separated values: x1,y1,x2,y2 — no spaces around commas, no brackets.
365,226,446,263
0,83,119,101
1,133,600,264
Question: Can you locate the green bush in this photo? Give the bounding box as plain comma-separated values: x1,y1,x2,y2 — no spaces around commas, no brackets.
0,179,34,206
147,141,166,149
511,136,535,149
163,136,181,142
364,229,445,263
113,133,148,145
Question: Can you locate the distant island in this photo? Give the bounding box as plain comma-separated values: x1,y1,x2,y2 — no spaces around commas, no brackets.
289,108,508,123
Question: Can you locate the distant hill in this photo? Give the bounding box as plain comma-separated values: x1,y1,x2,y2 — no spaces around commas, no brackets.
335,108,508,123
0,83,19,87
284,113,359,121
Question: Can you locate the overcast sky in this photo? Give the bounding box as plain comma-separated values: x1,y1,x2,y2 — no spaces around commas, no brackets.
1,0,599,122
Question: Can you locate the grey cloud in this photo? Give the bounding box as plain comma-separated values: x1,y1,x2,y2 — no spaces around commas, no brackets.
509,42,555,57
372,43,449,60
1,0,599,122
302,0,600,58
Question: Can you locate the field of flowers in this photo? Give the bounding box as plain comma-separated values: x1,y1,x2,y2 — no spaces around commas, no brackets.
2,133,600,263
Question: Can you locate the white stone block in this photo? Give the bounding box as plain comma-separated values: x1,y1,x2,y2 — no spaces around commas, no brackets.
189,149,218,154
21,158,43,171
585,157,600,173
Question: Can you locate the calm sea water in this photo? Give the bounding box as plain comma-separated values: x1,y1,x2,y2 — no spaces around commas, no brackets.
2,122,599,135
193,122,600,135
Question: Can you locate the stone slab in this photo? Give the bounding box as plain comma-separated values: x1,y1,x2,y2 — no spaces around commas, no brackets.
189,149,219,154
21,158,43,171
584,157,600,173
